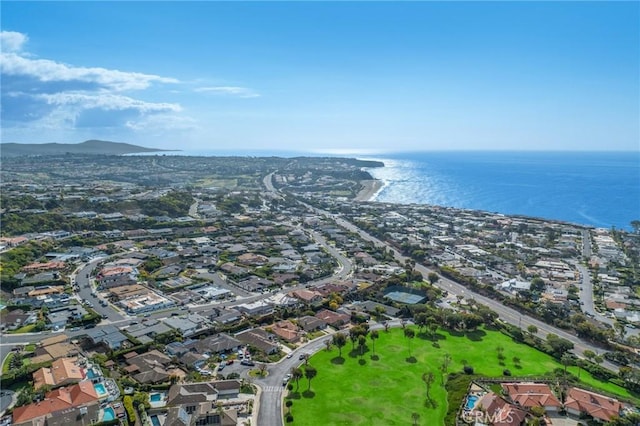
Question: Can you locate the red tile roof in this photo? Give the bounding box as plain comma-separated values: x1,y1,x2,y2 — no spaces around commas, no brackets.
501,382,562,409
564,387,622,422
12,382,99,423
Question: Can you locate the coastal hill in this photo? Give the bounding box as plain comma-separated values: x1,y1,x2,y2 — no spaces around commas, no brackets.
0,140,174,157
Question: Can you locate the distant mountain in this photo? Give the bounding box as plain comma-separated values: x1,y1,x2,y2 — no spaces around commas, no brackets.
0,140,176,157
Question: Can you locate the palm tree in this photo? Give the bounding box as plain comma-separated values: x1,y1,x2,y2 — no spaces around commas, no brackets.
370,330,379,356
324,339,331,352
304,365,317,391
358,335,367,357
349,328,359,351
411,412,420,426
301,354,310,366
332,333,347,358
404,328,415,357
422,371,434,399
291,367,303,391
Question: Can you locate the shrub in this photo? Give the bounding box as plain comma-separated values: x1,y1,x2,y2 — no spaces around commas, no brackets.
285,414,294,423
503,369,511,376
463,365,474,375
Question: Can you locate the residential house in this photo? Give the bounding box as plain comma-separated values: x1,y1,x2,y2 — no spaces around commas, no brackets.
236,300,273,317
0,308,38,331
501,382,562,413
473,392,528,426
97,265,138,288
126,349,182,384
33,357,85,389
183,333,242,355
297,316,327,332
271,320,302,343
564,387,623,423
12,382,100,426
166,381,218,406
236,328,279,355
83,325,129,351
164,405,237,426
315,309,351,328
289,289,323,306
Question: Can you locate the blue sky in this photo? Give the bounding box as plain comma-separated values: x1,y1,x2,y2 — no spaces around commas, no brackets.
1,1,638,152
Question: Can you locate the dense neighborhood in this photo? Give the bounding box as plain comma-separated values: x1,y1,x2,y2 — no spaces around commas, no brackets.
1,154,639,426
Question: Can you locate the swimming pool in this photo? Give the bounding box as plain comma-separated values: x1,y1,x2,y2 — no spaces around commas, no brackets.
465,395,479,410
150,415,161,426
102,407,115,421
94,383,107,396
86,368,98,379
150,392,163,402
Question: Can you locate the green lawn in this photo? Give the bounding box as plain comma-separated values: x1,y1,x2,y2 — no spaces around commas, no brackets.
8,324,36,334
2,353,15,374
287,326,636,426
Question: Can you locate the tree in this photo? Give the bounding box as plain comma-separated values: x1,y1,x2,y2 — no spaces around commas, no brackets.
291,367,303,391
16,384,35,407
527,324,538,336
301,354,310,366
546,333,574,358
411,412,420,426
613,320,627,341
349,328,359,351
324,339,331,352
496,345,505,362
404,328,415,357
422,371,435,399
358,335,367,357
258,363,267,377
304,365,317,391
428,272,439,285
370,330,379,357
332,333,347,358
583,349,596,362
606,412,640,426
530,277,545,293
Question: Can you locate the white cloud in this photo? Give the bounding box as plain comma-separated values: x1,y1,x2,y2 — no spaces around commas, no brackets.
195,86,260,98
1,30,188,135
34,91,181,113
1,52,178,91
125,113,198,131
0,31,28,53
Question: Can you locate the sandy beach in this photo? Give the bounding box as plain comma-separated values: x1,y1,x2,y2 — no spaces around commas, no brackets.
355,179,384,202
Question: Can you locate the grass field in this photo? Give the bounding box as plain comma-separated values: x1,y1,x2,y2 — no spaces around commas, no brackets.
286,326,636,426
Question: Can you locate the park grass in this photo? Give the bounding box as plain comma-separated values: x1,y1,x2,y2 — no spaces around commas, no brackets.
287,326,637,426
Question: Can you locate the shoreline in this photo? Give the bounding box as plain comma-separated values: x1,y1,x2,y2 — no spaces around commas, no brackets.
354,179,384,202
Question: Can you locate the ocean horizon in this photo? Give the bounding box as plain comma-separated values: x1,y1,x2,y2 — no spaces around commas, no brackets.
134,149,639,231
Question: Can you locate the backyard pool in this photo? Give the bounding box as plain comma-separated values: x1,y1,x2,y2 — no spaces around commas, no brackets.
150,415,161,426
94,383,107,397
465,395,479,411
102,407,115,422
150,393,162,402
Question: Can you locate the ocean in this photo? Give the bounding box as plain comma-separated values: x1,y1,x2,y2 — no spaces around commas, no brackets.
362,151,640,231
140,149,639,231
